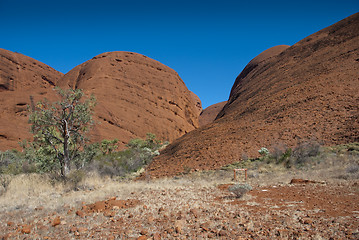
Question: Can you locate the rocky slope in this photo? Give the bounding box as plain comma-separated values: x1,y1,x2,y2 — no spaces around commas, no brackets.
0,49,63,150
199,101,227,127
147,12,359,178
57,51,199,145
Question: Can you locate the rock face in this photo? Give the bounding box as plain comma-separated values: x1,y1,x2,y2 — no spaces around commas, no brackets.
199,101,227,127
57,51,199,145
189,91,202,116
147,13,359,178
0,48,63,150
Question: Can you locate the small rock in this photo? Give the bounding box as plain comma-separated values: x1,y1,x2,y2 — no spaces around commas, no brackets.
147,216,155,224
77,227,88,233
35,206,44,211
189,208,199,218
103,210,116,217
290,179,317,184
7,221,14,226
200,221,212,232
137,236,147,240
175,220,185,234
51,216,61,227
21,225,31,234
152,233,161,240
76,210,85,218
140,229,148,235
219,230,228,236
93,201,106,212
300,218,313,225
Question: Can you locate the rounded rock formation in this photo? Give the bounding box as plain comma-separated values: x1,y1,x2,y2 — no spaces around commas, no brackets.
57,51,199,146
199,101,227,127
147,12,359,178
0,49,63,150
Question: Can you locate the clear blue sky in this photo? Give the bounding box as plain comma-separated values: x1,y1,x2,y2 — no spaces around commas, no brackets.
0,0,358,108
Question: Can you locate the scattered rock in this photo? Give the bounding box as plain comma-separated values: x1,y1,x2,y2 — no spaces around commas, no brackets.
140,229,148,236
76,210,85,218
21,224,31,234
290,179,317,184
200,221,213,232
218,229,228,236
189,208,199,218
6,222,14,227
174,220,185,234
51,216,61,227
300,218,313,225
103,210,116,218
137,235,147,240
152,233,161,240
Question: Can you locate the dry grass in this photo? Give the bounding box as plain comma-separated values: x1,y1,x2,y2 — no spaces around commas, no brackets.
0,145,358,239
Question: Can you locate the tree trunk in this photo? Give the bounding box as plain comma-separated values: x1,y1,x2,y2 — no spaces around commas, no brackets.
62,120,71,178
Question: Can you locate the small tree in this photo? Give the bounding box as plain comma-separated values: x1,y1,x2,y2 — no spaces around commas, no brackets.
28,88,96,178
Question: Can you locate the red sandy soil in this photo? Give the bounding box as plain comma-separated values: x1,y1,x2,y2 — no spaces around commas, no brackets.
1,178,358,239
147,12,359,178
0,50,200,150
199,101,227,127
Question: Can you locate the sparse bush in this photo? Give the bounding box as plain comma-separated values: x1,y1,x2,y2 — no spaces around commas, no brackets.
86,133,165,178
258,147,270,156
67,169,86,190
100,139,119,155
277,148,292,165
270,143,292,164
228,183,252,198
288,140,321,167
346,163,359,174
0,175,12,196
0,150,37,174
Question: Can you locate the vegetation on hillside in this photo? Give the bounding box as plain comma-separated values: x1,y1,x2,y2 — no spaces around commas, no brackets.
222,141,359,179
0,88,168,184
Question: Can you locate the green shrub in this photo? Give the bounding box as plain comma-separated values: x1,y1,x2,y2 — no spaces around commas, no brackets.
0,150,37,174
86,133,165,178
258,147,270,156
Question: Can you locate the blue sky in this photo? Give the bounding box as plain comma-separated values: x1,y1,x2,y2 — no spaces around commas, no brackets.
0,1,358,108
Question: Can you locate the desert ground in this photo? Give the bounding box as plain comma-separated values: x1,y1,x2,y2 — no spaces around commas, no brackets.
1,147,358,240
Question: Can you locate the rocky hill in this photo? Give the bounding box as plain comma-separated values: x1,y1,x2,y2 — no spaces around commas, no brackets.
0,50,200,150
0,48,63,150
57,51,199,145
199,101,227,127
147,12,359,178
